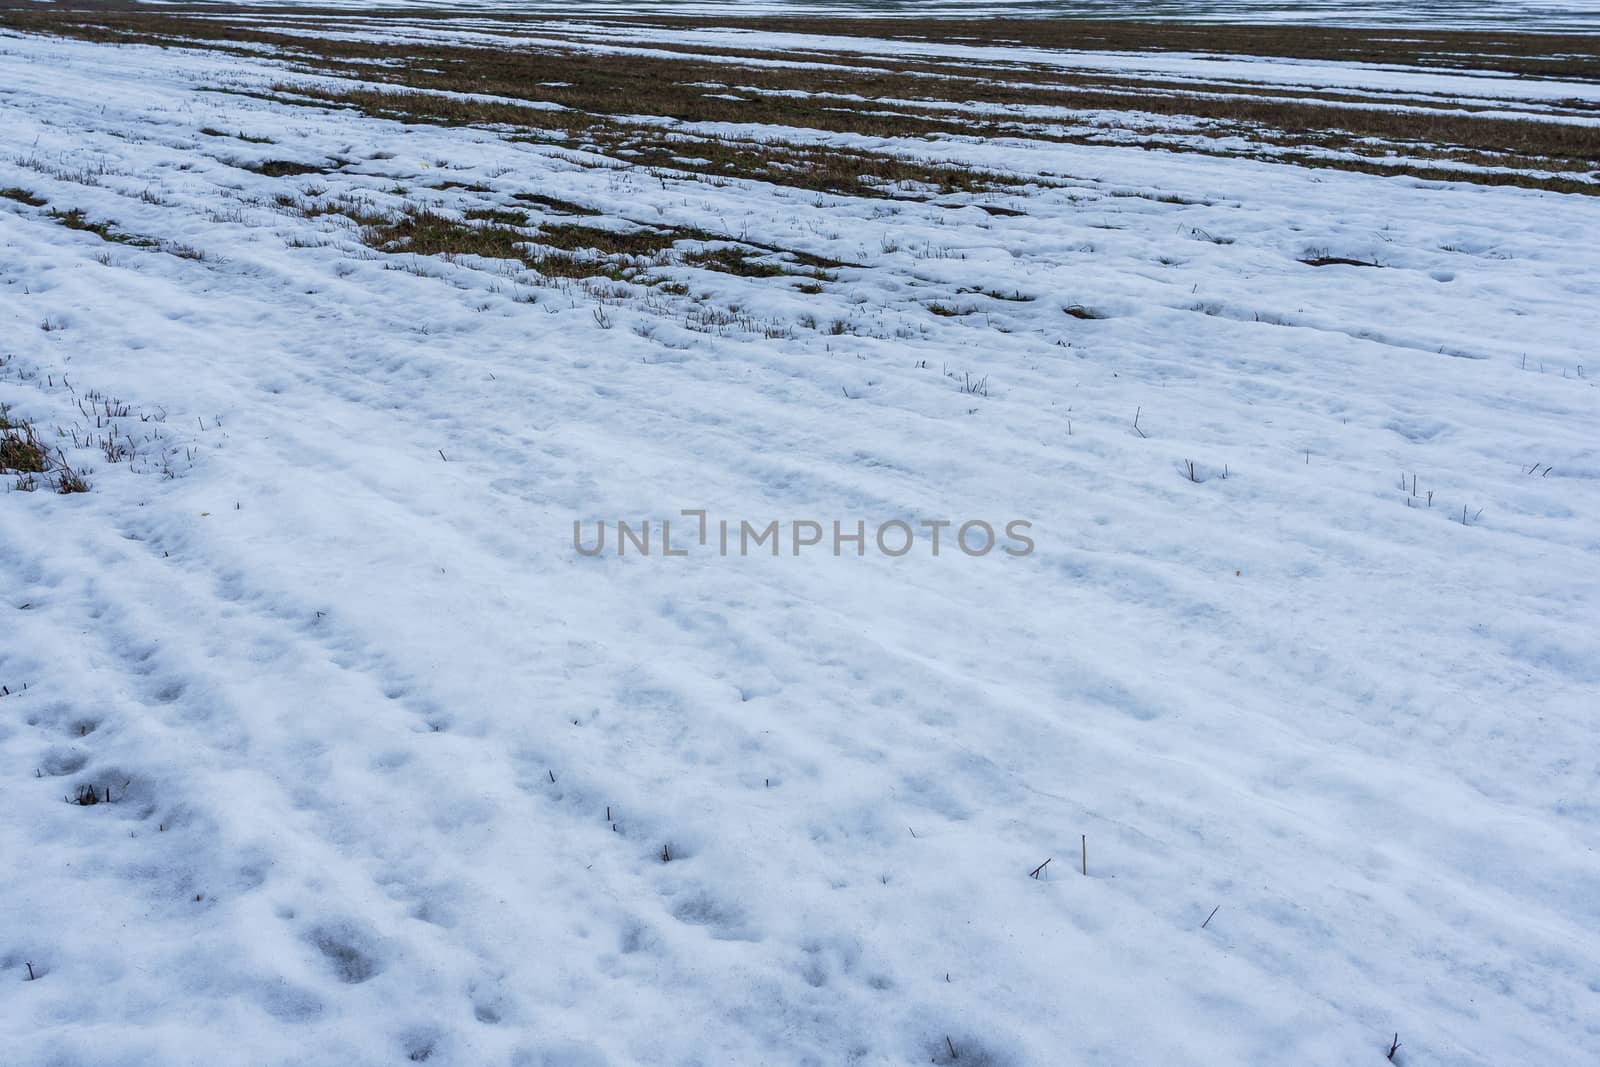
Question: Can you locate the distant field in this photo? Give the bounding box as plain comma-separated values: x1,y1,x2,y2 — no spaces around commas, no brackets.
12,0,1598,30
5,6,1600,194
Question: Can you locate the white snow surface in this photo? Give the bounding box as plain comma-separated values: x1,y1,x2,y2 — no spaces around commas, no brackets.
2,23,1599,1067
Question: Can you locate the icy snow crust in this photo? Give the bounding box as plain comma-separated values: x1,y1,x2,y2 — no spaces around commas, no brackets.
1,20,1599,1067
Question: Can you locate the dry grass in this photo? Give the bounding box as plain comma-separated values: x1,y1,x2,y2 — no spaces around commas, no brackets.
0,407,90,493
348,203,826,282
46,206,209,260
364,207,530,261
0,415,50,474
682,246,788,278
1,186,49,206
249,159,332,177
259,83,1028,199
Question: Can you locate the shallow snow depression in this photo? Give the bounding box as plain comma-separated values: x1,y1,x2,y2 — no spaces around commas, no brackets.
1,16,1598,1067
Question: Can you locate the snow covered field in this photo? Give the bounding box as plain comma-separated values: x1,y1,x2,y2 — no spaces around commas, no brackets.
2,11,1598,1067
